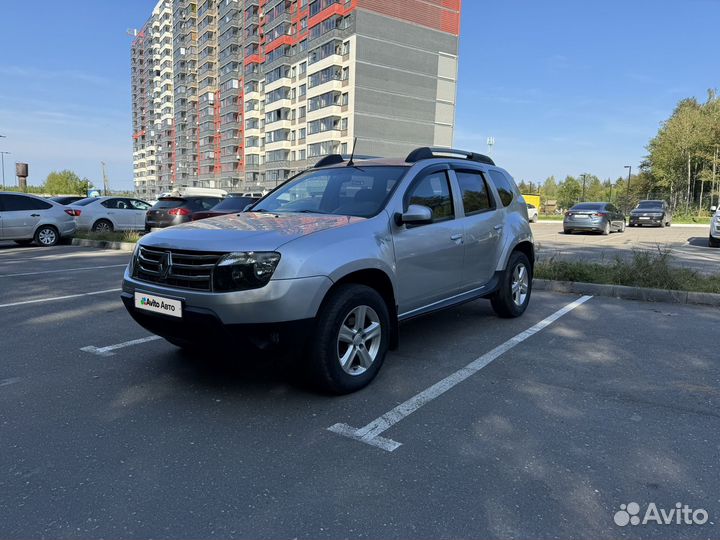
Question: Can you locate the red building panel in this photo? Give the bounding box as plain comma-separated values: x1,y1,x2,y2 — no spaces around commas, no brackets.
357,0,461,36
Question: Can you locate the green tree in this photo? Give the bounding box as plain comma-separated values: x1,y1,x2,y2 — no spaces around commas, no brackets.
556,176,581,210
540,176,558,201
43,170,91,195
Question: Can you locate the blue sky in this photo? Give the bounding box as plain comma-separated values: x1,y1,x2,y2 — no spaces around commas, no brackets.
0,0,718,190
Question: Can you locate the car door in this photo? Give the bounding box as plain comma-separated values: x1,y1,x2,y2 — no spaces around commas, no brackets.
0,194,45,239
101,198,133,230
452,169,504,291
392,168,464,315
129,199,151,229
607,204,622,228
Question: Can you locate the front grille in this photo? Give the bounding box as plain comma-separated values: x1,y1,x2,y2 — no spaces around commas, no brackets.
134,246,223,291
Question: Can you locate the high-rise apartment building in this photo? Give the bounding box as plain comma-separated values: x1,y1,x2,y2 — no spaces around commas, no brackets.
131,0,175,199
132,0,461,197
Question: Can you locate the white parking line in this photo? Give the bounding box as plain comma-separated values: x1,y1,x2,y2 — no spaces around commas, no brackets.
0,377,21,387
80,335,163,357
0,289,121,309
328,295,594,452
0,264,127,278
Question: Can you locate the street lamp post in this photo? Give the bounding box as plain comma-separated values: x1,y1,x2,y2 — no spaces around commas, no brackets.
0,152,10,190
624,165,632,195
580,174,588,201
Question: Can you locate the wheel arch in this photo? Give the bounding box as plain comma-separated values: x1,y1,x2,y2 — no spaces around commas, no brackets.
327,268,399,350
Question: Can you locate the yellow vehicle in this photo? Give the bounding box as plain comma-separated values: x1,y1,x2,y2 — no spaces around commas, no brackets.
522,194,541,209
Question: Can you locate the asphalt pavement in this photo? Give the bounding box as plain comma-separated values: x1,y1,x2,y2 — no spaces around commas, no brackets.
0,243,718,539
532,222,720,274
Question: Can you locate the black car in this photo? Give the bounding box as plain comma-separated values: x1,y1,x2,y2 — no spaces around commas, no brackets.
145,196,223,230
628,200,671,227
48,196,85,205
563,202,626,235
191,196,259,221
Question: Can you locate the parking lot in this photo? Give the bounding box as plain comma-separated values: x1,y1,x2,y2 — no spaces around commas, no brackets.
533,222,720,274
1,242,718,539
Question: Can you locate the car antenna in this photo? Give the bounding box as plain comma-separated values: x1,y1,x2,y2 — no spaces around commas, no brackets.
347,137,358,167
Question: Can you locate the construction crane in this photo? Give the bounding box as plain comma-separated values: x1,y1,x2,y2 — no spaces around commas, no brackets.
101,161,110,195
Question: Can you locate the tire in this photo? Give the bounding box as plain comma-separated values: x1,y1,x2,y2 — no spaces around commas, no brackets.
530,215,538,223
710,235,720,248
563,228,572,234
666,221,671,227
14,239,33,246
306,284,390,394
490,251,532,319
92,219,114,233
619,221,626,233
602,221,610,235
34,225,59,247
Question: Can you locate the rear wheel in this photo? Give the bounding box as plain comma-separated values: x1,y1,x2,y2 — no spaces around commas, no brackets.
34,225,59,247
306,284,390,394
619,221,626,233
92,219,113,233
491,251,532,318
563,228,572,234
602,221,611,235
709,235,720,248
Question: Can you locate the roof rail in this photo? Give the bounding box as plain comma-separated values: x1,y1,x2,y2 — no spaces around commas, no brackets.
314,154,345,168
405,147,495,166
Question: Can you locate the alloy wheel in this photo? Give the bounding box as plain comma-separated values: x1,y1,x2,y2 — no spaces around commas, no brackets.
336,305,382,376
511,263,529,307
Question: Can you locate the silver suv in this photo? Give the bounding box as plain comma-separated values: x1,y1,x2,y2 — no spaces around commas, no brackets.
122,148,535,393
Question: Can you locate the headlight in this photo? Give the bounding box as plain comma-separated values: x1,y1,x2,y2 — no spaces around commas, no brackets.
212,251,281,292
129,243,141,276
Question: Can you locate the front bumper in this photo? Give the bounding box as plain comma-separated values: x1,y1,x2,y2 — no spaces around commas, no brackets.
629,215,664,226
710,221,720,240
121,271,333,325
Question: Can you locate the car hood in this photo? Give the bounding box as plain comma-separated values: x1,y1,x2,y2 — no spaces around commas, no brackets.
139,212,366,252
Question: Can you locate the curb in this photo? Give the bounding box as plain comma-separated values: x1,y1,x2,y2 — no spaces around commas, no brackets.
534,279,720,307
71,238,136,252
535,220,709,228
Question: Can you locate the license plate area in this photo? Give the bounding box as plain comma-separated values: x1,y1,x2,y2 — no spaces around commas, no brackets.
134,291,183,318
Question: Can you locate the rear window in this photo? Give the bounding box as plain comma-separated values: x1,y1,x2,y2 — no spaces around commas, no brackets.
153,198,185,209
571,203,604,211
636,201,663,209
487,170,516,207
211,197,255,211
74,197,99,206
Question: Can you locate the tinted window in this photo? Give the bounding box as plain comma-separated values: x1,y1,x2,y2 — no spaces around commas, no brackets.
101,198,130,209
211,197,256,211
73,197,100,206
153,198,185,209
194,197,223,210
636,201,664,209
456,171,493,215
405,171,454,222
0,194,52,211
571,203,605,211
488,170,515,207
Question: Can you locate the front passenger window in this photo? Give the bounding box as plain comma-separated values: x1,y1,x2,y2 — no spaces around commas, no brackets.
405,172,454,222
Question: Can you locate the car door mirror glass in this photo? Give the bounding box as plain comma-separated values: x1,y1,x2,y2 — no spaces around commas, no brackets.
400,204,433,225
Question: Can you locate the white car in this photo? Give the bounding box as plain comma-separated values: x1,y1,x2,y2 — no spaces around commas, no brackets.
526,203,538,223
709,205,720,247
70,196,152,233
0,192,76,246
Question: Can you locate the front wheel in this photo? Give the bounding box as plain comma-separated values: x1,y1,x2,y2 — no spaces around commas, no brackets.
491,251,532,318
34,225,59,247
710,235,720,248
306,284,390,394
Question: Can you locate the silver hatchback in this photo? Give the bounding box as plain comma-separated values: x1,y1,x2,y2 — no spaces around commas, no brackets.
122,148,535,393
0,192,76,246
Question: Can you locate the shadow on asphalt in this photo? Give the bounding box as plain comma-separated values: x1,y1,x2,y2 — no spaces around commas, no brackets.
687,236,713,248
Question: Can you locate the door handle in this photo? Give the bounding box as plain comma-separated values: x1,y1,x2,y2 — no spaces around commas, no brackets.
493,224,503,231
450,233,463,242
30,214,40,217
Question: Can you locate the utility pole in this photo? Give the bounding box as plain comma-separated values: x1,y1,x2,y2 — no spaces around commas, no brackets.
486,136,495,157
580,174,588,201
101,161,110,195
712,146,718,209
0,152,10,190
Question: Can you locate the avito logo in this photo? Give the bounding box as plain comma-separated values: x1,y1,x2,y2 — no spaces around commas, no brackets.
140,297,161,308
614,502,709,527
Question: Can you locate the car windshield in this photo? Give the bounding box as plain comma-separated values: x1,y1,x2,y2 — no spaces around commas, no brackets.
210,197,255,211
571,203,604,211
153,198,185,209
636,201,663,209
73,197,99,206
251,166,408,217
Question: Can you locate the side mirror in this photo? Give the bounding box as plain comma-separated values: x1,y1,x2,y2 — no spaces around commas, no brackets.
396,204,433,226
711,206,717,212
